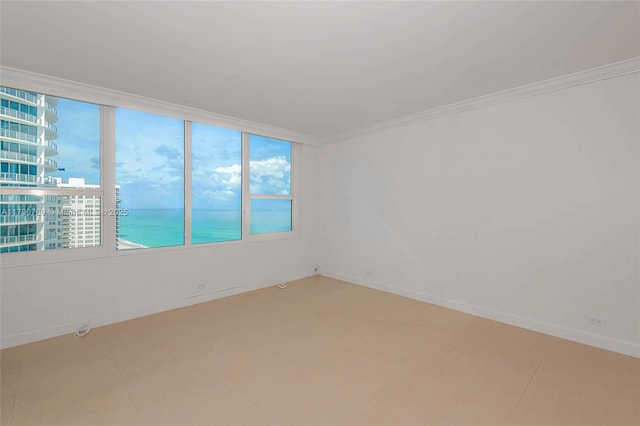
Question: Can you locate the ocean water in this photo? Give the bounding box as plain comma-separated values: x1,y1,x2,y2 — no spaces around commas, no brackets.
118,209,187,248
118,208,290,248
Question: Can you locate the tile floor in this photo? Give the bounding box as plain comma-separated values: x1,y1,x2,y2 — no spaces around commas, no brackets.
1,276,639,425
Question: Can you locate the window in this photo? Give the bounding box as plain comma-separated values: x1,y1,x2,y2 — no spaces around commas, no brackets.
191,122,242,244
0,87,102,253
115,108,185,250
246,134,294,235
1,84,299,259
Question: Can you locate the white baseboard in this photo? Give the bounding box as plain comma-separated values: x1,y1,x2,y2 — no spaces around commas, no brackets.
0,270,311,349
323,271,640,359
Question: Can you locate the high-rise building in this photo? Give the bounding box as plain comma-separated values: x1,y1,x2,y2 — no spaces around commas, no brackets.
58,178,102,249
0,87,61,253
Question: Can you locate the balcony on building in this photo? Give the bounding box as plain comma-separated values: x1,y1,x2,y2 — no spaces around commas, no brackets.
0,87,39,105
44,140,57,156
0,106,38,125
0,128,38,144
44,158,58,172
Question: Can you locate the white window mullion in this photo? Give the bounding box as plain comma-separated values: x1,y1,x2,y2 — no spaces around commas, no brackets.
249,194,293,201
101,105,116,252
0,188,103,197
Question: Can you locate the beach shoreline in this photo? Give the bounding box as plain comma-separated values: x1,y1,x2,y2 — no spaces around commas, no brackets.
118,238,148,250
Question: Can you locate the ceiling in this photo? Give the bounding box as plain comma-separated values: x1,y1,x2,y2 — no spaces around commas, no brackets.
1,1,639,142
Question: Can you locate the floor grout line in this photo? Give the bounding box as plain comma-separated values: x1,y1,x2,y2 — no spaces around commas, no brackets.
508,358,544,422
4,359,22,426
102,332,146,426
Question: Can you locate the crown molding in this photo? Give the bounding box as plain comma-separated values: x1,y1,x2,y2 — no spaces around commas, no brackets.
0,67,322,147
3,58,638,147
322,56,640,144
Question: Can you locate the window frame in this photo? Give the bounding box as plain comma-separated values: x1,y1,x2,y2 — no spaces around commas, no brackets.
0,94,108,263
114,106,187,251
0,78,302,267
188,120,243,246
242,132,299,241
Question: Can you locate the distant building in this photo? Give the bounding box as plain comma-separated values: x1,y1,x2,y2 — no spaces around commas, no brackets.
57,178,102,249
0,87,60,253
1,89,117,253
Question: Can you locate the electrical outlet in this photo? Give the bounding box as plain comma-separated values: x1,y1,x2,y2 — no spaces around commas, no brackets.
588,317,606,328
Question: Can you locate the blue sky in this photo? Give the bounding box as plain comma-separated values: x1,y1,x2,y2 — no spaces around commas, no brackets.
47,100,291,210
192,121,242,210
249,135,291,196
47,98,100,185
115,108,185,209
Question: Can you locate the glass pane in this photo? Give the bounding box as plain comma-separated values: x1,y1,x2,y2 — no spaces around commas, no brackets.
0,193,102,252
191,122,242,244
116,108,184,249
250,199,292,234
0,89,100,187
0,87,101,253
249,135,291,195
45,97,101,187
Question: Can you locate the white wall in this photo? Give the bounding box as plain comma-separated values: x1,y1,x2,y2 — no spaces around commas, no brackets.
1,144,322,348
320,73,640,357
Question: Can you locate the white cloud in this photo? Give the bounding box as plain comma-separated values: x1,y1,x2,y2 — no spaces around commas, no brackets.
193,156,290,201
201,189,234,200
212,164,241,187
195,163,241,200
250,156,290,194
